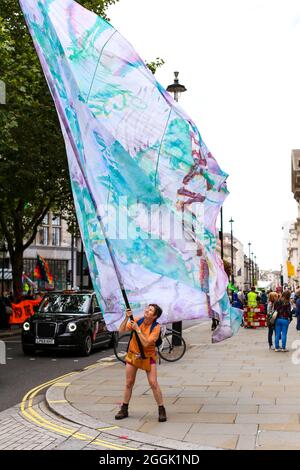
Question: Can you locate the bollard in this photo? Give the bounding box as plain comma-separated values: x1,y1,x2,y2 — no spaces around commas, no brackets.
0,340,6,365
172,321,182,346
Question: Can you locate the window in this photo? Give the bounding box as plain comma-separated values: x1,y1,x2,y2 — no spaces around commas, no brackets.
24,258,68,290
38,213,50,245
52,214,61,246
52,227,61,246
43,214,49,225
52,215,61,226
39,294,91,314
39,226,49,245
92,295,101,314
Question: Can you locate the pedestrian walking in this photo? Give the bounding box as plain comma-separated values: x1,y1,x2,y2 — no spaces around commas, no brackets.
260,289,268,314
232,291,243,309
238,290,245,306
294,290,300,331
266,291,278,350
247,287,258,323
115,304,167,422
0,297,7,329
247,287,257,308
274,290,293,352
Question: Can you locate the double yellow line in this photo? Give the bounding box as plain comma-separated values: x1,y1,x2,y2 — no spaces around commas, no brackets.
20,370,136,450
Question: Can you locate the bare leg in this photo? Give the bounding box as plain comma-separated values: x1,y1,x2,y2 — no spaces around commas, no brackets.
146,363,164,406
123,363,138,404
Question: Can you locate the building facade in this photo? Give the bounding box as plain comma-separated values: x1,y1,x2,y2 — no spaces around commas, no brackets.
259,270,281,291
218,233,256,291
0,212,75,294
289,149,300,287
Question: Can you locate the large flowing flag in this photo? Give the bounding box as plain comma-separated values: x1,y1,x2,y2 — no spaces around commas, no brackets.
34,254,53,285
19,0,242,341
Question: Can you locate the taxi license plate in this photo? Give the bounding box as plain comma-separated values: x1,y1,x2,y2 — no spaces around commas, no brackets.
35,338,55,345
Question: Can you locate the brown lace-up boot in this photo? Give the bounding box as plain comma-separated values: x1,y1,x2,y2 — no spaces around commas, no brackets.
115,403,129,420
158,405,167,422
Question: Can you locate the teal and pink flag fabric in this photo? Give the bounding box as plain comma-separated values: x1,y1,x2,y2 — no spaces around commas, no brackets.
19,0,242,341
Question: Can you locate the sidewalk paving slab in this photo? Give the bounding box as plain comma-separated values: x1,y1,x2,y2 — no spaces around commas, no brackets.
44,320,300,450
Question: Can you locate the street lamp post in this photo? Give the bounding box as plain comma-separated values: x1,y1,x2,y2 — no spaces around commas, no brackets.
229,218,234,288
220,207,224,260
71,234,74,289
80,240,84,290
1,242,7,297
167,72,186,344
248,242,251,288
251,252,255,287
166,71,187,102
254,255,257,286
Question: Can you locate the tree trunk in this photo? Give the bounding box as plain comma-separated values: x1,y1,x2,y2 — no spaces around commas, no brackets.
10,250,24,303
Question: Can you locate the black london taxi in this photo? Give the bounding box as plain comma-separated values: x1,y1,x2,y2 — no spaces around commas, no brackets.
21,291,116,356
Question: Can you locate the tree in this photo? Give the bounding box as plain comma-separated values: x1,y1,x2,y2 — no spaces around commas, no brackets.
0,0,164,301
146,58,165,75
223,259,232,278
0,1,119,301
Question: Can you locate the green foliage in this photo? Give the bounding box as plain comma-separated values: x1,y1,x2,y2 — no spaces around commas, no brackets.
0,0,119,297
0,0,164,297
77,0,118,19
146,57,165,75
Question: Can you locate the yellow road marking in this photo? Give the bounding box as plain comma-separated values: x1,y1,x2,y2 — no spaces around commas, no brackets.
21,371,77,406
52,382,71,387
97,426,119,431
20,369,136,450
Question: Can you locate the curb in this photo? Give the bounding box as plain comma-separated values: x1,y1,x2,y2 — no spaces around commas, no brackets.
45,358,220,451
0,330,21,339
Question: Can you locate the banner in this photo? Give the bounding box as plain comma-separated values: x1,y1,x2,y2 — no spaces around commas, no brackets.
287,260,296,278
34,254,53,285
9,299,42,324
20,0,243,342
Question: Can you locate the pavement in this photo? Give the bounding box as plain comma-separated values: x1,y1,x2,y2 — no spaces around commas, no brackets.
2,320,300,450
0,325,22,339
43,319,300,450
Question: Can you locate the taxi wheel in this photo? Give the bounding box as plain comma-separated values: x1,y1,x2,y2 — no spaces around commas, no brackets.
108,332,118,348
80,333,92,356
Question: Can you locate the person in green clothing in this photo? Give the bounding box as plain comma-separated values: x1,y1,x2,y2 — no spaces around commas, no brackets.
247,287,258,308
247,287,258,323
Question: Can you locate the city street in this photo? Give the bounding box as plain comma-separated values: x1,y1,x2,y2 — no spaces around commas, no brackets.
1,0,300,457
0,320,199,412
2,321,300,450
0,336,116,412
0,321,205,452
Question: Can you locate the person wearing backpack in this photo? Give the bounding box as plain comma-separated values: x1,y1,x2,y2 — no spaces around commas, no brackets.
274,290,293,352
115,304,167,422
266,291,278,349
294,290,300,331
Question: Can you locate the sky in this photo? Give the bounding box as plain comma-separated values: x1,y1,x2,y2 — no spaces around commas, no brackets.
107,0,300,271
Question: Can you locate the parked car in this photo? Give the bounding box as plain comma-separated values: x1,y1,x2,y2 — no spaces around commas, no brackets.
22,291,117,356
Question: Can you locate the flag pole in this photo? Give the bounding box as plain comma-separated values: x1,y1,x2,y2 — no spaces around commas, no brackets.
21,9,131,310
54,88,130,309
